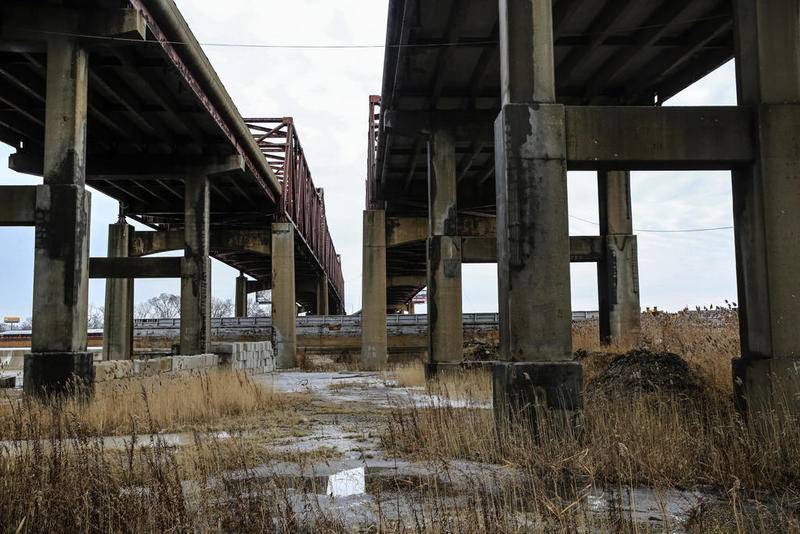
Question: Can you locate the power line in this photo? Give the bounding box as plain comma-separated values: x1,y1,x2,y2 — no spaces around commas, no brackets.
570,215,734,234
16,14,731,51
16,28,495,50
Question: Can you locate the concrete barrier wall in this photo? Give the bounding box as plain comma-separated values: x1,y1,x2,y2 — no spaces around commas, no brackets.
94,354,219,383
211,342,274,374
1,341,275,388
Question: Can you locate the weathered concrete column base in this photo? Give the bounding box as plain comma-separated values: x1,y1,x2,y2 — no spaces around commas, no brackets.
493,362,583,438
733,357,800,417
23,352,95,398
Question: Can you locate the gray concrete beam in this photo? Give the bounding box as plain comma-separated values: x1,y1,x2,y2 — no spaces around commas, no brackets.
10,152,246,180
384,110,495,142
0,186,36,226
90,257,183,279
102,220,134,361
180,177,211,355
387,215,496,247
271,223,297,368
566,106,755,170
361,210,388,370
387,275,426,288
0,3,146,43
131,228,270,257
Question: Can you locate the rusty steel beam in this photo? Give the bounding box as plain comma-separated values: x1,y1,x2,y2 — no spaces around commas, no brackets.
129,0,279,202
245,117,345,306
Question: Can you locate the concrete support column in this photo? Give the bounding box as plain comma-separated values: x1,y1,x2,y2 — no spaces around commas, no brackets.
493,0,582,432
361,210,388,370
426,129,463,376
180,177,210,355
316,275,330,316
731,0,800,416
597,171,641,349
235,273,248,318
25,38,94,396
103,218,134,360
271,223,297,368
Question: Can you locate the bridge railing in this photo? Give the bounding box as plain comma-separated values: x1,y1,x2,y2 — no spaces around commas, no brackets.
366,95,382,210
244,118,345,304
132,311,598,331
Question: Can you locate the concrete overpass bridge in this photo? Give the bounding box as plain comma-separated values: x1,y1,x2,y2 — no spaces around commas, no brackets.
0,0,344,394
362,0,800,423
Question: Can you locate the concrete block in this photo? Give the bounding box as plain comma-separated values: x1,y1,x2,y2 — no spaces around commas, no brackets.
159,357,173,373
144,358,161,377
493,361,583,438
132,360,146,377
0,376,16,388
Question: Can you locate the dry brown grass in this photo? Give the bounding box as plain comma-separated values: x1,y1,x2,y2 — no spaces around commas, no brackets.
574,309,740,393
382,389,800,531
0,370,310,438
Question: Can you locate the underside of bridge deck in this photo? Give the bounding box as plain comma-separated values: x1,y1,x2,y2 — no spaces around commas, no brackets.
0,0,345,394
364,0,800,428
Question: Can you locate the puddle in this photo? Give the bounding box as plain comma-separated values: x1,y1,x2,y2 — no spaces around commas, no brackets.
587,487,712,527
264,371,492,410
327,467,366,497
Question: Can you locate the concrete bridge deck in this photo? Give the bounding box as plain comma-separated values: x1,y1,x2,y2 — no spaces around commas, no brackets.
0,0,345,393
361,0,800,424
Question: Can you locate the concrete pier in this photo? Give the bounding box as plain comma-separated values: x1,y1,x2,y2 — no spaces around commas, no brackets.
731,0,800,417
25,38,94,396
103,218,134,361
180,177,211,355
426,129,463,377
361,210,388,370
272,223,297,368
492,0,582,432
235,273,248,318
597,171,641,349
316,275,330,316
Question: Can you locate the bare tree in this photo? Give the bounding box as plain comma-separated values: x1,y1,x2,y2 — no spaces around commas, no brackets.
136,293,181,319
248,297,269,317
211,298,233,319
87,304,104,329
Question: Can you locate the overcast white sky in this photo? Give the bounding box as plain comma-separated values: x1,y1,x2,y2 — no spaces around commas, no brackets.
0,1,739,319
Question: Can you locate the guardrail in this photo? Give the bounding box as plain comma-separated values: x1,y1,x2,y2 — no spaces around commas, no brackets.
133,311,600,331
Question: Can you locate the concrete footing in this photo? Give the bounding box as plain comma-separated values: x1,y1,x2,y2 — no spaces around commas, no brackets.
23,352,95,397
492,361,583,437
733,357,800,417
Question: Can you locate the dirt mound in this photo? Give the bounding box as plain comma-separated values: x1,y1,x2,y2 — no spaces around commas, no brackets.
463,341,498,362
585,350,704,399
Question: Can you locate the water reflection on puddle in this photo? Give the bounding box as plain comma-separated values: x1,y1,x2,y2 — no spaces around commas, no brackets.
326,467,366,497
